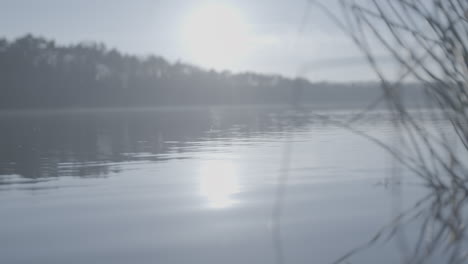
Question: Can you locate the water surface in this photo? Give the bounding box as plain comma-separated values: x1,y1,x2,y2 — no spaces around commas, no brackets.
0,107,431,264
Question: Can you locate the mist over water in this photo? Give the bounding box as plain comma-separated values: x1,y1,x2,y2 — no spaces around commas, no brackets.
1,0,467,262
0,107,434,264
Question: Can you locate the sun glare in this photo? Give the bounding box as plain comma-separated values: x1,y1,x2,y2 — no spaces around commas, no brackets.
199,160,240,208
182,3,251,69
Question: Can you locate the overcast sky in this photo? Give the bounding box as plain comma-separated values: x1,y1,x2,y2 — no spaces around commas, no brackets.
0,0,387,81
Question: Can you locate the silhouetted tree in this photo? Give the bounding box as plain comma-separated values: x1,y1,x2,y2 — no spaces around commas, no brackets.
0,34,410,109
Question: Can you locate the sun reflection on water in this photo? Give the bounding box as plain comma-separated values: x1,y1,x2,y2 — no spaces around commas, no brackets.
199,160,239,208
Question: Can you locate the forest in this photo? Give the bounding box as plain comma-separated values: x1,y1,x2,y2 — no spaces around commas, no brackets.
0,35,420,109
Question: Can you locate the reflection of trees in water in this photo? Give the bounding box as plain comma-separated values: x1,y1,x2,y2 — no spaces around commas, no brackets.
0,107,312,180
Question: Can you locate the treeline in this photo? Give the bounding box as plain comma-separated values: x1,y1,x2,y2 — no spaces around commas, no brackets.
0,35,419,109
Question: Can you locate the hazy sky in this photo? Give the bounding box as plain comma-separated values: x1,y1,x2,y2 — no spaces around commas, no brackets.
0,0,385,81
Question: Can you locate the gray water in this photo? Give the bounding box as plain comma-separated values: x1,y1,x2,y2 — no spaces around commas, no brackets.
0,107,432,264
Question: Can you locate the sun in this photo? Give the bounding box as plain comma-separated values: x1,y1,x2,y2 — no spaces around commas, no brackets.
182,3,251,70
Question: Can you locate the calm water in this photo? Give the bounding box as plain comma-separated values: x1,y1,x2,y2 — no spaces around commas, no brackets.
0,107,434,264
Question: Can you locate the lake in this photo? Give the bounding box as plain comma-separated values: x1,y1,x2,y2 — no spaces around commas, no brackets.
0,107,437,264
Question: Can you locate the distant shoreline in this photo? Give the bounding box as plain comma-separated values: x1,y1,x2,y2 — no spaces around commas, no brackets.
0,103,435,118
0,35,425,111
